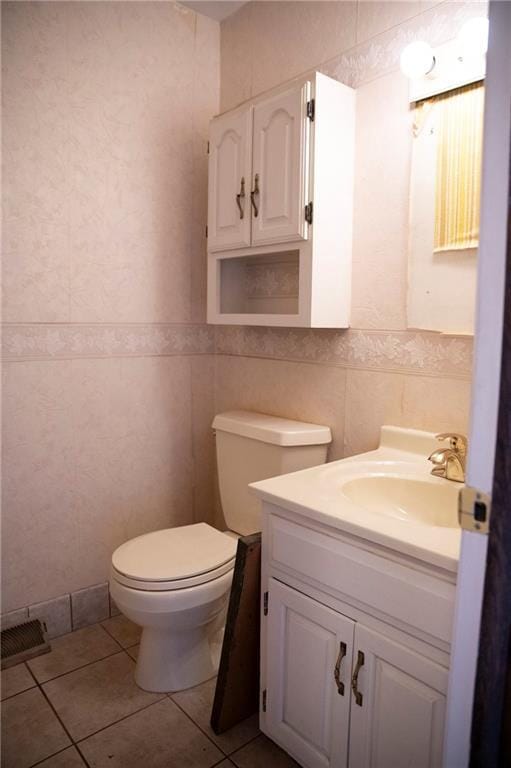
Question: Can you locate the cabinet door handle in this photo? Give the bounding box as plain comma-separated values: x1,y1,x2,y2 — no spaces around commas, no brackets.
334,641,347,695
351,650,365,706
236,177,245,219
250,173,260,218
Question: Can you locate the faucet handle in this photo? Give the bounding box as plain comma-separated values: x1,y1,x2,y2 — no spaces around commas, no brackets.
435,433,468,456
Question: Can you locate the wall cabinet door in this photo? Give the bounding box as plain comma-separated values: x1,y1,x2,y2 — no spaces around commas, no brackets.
348,625,448,768
252,82,311,246
208,108,252,252
265,579,354,768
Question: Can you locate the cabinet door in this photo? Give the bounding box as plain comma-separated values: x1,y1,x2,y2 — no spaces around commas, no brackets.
208,108,252,252
348,625,448,768
252,82,311,246
265,579,354,768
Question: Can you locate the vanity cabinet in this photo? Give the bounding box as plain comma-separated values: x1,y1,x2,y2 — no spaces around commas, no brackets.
260,506,453,768
207,72,355,328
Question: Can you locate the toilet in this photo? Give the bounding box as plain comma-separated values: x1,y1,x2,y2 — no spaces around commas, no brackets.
110,410,331,693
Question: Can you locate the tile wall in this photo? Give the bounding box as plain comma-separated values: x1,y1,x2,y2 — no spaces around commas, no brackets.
1,1,219,613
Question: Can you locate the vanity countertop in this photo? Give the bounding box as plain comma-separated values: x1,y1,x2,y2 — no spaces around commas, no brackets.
250,426,462,573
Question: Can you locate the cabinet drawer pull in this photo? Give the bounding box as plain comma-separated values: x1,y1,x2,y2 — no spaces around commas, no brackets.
351,650,365,706
236,177,245,219
251,173,260,217
334,641,347,695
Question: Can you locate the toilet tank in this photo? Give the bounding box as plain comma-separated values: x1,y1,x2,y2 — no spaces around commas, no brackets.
213,410,332,535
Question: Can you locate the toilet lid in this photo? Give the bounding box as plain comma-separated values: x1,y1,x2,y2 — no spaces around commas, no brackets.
111,523,237,585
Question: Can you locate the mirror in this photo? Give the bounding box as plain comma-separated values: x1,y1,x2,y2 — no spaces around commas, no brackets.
407,81,484,335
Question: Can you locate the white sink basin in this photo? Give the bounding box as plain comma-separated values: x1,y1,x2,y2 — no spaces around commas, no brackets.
340,476,459,528
251,426,463,571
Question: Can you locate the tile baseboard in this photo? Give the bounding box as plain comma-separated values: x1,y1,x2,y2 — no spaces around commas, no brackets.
1,582,116,641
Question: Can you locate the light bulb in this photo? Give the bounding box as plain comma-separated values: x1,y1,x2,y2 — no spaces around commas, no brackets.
457,17,489,60
400,41,436,79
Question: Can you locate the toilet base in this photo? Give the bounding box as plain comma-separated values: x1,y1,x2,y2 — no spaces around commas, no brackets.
135,625,219,693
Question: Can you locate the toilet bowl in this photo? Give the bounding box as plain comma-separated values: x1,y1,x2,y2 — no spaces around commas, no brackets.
111,410,332,693
110,523,237,692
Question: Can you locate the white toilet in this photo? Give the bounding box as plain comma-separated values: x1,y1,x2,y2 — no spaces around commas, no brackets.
110,410,331,693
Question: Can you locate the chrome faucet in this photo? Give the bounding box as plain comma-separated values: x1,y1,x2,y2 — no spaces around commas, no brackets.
428,433,467,483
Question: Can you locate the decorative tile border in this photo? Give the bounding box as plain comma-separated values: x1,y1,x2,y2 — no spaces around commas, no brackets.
320,1,488,89
215,326,473,379
2,323,215,361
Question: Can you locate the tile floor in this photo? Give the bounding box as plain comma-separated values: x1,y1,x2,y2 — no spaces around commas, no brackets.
1,616,299,768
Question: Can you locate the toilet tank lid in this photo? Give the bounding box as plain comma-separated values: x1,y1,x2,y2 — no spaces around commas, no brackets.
212,410,332,447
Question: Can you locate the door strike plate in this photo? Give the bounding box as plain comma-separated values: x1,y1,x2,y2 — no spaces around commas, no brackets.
458,486,492,534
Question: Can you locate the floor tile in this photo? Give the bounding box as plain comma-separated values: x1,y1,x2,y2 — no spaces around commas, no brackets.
216,762,235,767
43,651,164,741
231,734,300,768
101,615,142,648
35,746,87,767
172,677,260,754
126,644,139,660
1,687,71,768
28,624,120,683
79,697,223,767
1,662,36,700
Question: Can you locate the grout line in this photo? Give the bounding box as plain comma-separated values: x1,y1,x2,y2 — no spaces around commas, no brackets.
29,648,125,686
74,697,168,745
28,744,82,768
169,692,262,759
169,694,231,757
37,680,81,756
213,351,473,382
98,621,137,653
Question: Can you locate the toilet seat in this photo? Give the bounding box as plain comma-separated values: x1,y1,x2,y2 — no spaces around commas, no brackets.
111,523,237,592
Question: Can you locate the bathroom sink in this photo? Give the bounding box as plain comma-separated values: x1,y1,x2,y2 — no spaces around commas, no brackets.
250,426,463,571
340,475,459,528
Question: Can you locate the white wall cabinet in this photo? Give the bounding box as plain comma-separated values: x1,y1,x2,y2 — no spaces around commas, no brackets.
207,73,355,328
207,108,253,251
251,82,311,246
260,507,453,768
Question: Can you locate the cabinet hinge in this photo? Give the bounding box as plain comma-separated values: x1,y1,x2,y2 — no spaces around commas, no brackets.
262,689,267,712
305,202,313,225
458,486,492,534
205,225,208,238
207,140,210,154
306,98,315,121
263,591,269,616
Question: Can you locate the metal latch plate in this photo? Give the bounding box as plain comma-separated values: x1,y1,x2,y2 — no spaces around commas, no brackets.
458,486,492,533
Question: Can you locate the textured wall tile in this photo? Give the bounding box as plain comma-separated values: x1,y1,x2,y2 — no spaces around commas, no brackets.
71,583,110,630
2,2,71,323
191,355,217,524
343,369,406,457
215,355,347,461
2,360,77,613
71,355,194,588
29,594,71,639
220,3,253,111
351,70,412,330
249,1,357,98
356,1,421,43
402,375,472,435
0,608,29,631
